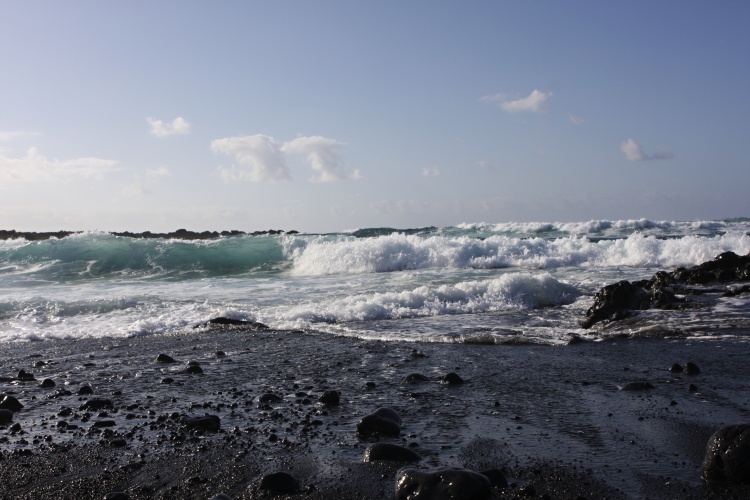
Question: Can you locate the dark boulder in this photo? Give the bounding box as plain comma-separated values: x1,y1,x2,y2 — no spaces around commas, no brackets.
0,409,14,424
319,390,340,406
702,424,750,483
357,407,402,437
259,471,300,494
685,362,701,375
197,317,269,331
0,395,23,412
156,353,177,363
442,372,464,385
395,467,491,500
364,442,421,462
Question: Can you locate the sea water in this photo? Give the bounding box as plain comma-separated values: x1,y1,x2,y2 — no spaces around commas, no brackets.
1,218,749,344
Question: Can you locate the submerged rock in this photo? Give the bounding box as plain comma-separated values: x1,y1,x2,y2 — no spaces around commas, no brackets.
357,407,402,437
364,442,421,462
702,424,750,483
319,390,340,406
156,353,177,363
685,362,701,375
395,467,491,500
621,381,654,391
442,372,464,385
196,317,269,331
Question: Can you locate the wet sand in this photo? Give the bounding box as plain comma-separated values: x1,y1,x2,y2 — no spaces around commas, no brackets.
1,328,749,499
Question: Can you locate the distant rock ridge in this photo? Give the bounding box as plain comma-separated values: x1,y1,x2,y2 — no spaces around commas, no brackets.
0,229,298,241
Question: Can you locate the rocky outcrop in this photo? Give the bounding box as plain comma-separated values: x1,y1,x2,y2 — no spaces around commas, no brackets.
0,228,298,241
582,252,750,328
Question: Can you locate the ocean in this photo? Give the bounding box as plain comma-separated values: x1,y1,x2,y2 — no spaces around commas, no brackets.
2,218,750,345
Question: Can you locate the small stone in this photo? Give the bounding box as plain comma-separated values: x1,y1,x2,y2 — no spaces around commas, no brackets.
669,363,683,373
181,414,221,432
364,442,421,462
16,370,35,381
82,398,114,410
78,384,94,395
411,349,427,358
185,365,203,374
156,353,176,363
442,372,465,385
259,471,300,494
161,377,174,384
621,381,654,391
40,378,56,388
93,420,116,428
405,373,430,383
258,393,283,403
685,362,701,375
319,390,340,406
688,383,698,392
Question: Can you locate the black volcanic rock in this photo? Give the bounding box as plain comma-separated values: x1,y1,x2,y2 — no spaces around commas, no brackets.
357,407,402,437
582,252,750,328
395,467,491,500
196,317,270,331
702,424,750,483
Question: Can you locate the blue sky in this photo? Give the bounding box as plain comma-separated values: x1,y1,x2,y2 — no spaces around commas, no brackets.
1,1,749,232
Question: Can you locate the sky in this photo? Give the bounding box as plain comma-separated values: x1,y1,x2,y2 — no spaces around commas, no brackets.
1,0,749,233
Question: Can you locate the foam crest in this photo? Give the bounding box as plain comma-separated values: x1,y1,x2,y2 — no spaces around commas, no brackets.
277,273,579,326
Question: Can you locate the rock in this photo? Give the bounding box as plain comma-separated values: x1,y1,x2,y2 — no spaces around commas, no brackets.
669,363,683,373
104,492,130,500
209,494,232,500
689,383,698,392
442,372,464,385
92,420,116,428
82,398,114,410
258,393,283,403
185,364,203,374
198,317,270,331
685,362,701,375
405,373,430,382
364,442,421,462
0,409,14,424
40,378,56,388
395,467,492,500
702,424,750,483
411,349,427,358
16,369,35,381
156,353,177,363
181,414,221,432
259,471,300,494
161,377,174,384
357,407,402,437
78,384,94,395
480,468,508,488
621,381,654,391
319,390,340,406
0,395,23,412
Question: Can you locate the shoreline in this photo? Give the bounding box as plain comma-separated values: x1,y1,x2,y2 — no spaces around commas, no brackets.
1,329,749,498
0,229,298,241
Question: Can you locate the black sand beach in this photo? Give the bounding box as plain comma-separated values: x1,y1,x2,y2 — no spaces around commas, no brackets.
1,327,749,499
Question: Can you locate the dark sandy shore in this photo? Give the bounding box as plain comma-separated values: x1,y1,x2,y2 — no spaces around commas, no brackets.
1,328,749,499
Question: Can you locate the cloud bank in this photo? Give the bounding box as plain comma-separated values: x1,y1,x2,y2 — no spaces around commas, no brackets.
620,139,673,161
483,89,552,113
212,134,358,183
0,148,118,182
147,117,191,138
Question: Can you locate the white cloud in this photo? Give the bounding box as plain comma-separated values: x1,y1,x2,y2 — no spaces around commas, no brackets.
147,117,191,138
0,147,118,183
483,89,552,113
281,136,351,183
146,166,171,178
620,139,673,162
421,167,440,177
211,134,291,182
568,113,584,125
